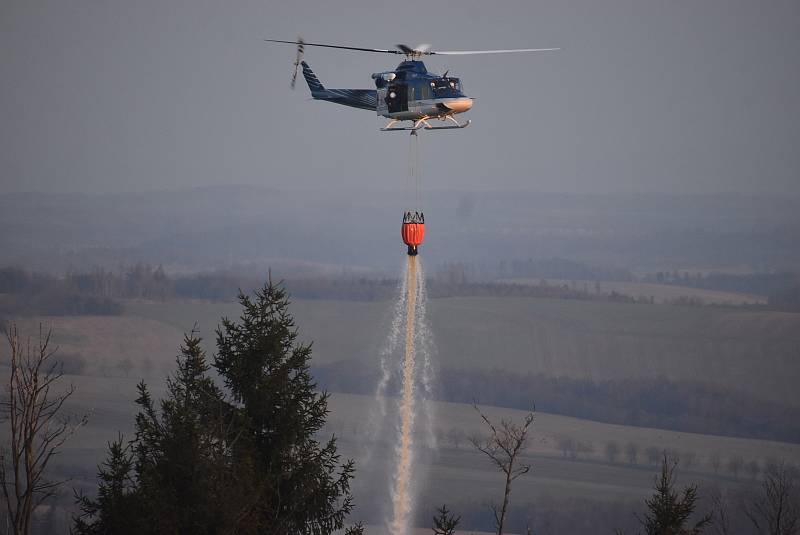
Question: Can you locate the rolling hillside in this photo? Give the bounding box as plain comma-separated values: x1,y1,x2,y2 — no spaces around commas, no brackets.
6,298,800,533
125,295,800,406
31,373,800,533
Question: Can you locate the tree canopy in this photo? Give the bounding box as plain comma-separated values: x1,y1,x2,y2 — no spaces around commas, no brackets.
75,281,358,534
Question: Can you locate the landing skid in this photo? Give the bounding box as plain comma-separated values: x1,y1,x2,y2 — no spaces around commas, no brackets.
381,116,471,132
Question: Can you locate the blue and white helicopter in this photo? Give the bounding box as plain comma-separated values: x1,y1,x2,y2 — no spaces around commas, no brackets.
265,39,559,131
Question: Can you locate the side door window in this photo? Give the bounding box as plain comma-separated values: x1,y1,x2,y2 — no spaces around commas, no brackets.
421,83,432,100
386,84,409,113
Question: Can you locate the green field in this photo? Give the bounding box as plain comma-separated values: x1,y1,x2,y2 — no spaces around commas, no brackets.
7,292,800,532
35,374,800,532
123,295,800,405
502,278,766,305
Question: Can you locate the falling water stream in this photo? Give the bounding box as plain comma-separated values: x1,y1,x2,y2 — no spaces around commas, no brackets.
389,254,418,534
362,131,434,535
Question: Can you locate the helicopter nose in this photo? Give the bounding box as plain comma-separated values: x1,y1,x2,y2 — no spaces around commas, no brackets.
442,97,473,113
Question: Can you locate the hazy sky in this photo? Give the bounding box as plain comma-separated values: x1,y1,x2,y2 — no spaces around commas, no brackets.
1,0,798,195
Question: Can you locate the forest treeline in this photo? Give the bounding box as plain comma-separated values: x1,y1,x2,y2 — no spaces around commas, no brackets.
642,270,800,310
3,265,798,316
0,267,122,316
3,277,799,535
493,257,634,281
641,270,797,296
314,362,800,444
0,265,645,310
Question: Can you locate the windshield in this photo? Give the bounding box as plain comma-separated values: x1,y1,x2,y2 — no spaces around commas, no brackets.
431,78,461,94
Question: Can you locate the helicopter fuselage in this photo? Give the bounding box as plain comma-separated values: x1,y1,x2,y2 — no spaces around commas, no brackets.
374,60,473,121
301,59,473,129
272,37,557,129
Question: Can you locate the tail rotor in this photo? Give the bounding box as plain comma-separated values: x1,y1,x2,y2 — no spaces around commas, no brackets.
290,37,305,89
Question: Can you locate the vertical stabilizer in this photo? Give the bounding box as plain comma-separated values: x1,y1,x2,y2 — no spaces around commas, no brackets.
301,61,325,93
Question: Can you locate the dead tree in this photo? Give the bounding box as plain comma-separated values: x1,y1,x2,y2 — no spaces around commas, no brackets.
469,403,535,535
744,463,799,535
710,490,732,535
0,323,87,535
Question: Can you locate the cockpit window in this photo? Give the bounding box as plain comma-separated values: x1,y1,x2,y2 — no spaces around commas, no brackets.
432,78,461,92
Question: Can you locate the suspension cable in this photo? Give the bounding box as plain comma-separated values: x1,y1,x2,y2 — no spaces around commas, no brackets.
409,130,421,212
407,131,414,209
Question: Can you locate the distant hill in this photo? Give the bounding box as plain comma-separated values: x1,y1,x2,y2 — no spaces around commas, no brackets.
502,278,766,305
122,293,800,442
11,296,799,532
2,187,799,274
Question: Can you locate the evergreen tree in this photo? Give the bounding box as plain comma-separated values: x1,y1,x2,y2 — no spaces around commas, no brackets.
632,455,712,535
75,281,358,534
75,334,256,534
131,334,255,534
432,504,461,535
214,281,356,534
73,435,144,535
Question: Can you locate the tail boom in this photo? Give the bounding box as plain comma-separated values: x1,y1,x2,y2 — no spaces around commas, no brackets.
301,61,377,111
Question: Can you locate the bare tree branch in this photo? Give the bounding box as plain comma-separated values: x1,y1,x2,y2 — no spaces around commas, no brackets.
744,462,799,535
469,403,535,535
1,322,87,535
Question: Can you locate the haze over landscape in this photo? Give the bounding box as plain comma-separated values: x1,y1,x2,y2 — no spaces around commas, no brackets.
1,1,799,534
2,0,799,196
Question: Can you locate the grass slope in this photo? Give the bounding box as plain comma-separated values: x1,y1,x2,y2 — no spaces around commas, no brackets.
125,296,800,405
35,369,800,532
502,278,766,305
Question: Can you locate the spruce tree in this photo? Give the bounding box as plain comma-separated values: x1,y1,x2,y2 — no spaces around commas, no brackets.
75,334,255,534
214,281,355,534
75,281,358,534
73,435,144,535
132,334,254,534
636,455,712,535
432,504,461,535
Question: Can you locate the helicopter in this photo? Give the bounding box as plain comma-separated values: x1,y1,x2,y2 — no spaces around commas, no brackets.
265,39,559,131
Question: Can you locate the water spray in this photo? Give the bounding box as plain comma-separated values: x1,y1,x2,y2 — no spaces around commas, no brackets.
390,255,418,534
389,130,429,534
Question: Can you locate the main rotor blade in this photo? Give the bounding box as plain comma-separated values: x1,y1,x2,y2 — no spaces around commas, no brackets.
265,39,401,55
430,48,561,55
